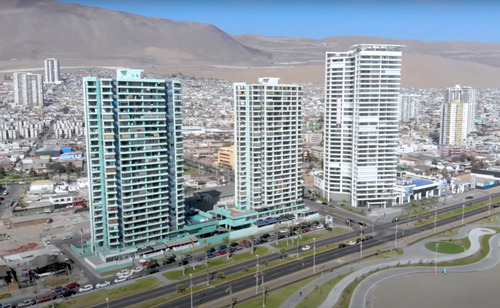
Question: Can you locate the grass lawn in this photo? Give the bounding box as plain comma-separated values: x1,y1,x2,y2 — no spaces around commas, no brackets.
184,167,198,175
44,277,70,287
0,293,11,299
236,276,318,308
57,277,160,308
163,247,268,281
296,273,349,308
417,199,500,226
425,241,465,254
433,227,461,239
475,215,499,225
437,234,493,266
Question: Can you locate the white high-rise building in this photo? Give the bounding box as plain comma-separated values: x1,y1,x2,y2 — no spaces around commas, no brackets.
13,72,43,107
439,86,475,146
399,94,420,121
44,58,61,84
321,44,403,208
234,78,304,216
445,85,476,132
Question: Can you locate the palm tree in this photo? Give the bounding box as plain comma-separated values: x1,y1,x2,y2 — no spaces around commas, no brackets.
223,236,231,260
280,248,286,261
250,235,255,255
176,284,185,293
217,272,225,280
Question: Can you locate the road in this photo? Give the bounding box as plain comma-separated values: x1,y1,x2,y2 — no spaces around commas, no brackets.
92,199,495,308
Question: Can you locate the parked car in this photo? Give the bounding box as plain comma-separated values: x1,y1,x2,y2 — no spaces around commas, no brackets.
358,221,367,226
178,260,189,266
147,262,159,269
114,277,127,284
62,235,72,240
1,304,13,308
347,241,356,246
60,289,76,298
218,245,228,251
130,272,142,279
95,281,111,288
206,248,216,254
301,245,311,251
207,252,217,259
239,240,249,246
365,235,374,240
183,254,193,261
18,299,36,307
338,243,347,248
392,218,400,223
117,269,131,277
132,266,143,273
163,256,176,265
147,268,159,275
37,295,56,303
493,204,499,208
78,284,94,293
64,282,80,290
52,286,64,293
218,250,227,256
230,242,239,248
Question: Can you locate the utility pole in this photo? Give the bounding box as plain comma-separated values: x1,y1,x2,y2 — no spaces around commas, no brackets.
394,221,398,247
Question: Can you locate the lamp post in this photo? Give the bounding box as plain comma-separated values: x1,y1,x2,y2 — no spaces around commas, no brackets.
461,199,465,225
433,205,437,234
488,191,492,215
434,243,440,275
261,272,265,307
394,221,398,247
189,273,193,308
106,297,109,308
360,225,363,257
255,254,259,294
313,238,316,273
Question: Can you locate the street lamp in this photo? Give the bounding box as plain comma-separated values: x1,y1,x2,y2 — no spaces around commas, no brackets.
360,225,363,257
461,199,465,225
394,221,398,247
189,273,193,308
488,191,492,216
255,254,259,294
106,297,109,308
433,205,437,234
434,243,440,275
313,238,316,273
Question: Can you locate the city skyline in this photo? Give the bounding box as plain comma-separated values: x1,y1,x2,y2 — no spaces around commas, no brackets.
60,0,500,43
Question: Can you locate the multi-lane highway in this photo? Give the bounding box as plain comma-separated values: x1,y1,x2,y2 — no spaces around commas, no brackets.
93,193,497,308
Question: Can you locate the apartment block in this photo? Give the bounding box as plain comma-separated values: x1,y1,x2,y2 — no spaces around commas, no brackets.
217,144,235,170
13,72,43,107
44,58,62,84
321,44,403,208
234,77,304,215
399,94,420,121
84,69,184,261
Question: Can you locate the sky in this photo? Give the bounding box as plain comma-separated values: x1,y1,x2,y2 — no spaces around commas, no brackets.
60,0,500,43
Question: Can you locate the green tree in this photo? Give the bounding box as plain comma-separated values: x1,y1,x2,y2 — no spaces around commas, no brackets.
176,284,185,293
280,248,286,261
217,272,225,280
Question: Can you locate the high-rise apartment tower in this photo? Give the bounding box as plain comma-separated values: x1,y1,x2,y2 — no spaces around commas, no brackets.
399,94,420,121
321,44,403,208
13,72,43,107
234,78,304,216
84,69,184,261
44,58,61,84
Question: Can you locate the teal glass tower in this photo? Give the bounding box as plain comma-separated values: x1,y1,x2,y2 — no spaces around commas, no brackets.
84,69,184,261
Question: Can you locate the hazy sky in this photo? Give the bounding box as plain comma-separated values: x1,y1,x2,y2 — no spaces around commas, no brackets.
60,0,500,43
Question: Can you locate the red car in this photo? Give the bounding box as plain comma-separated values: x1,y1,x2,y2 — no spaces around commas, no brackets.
64,282,80,290
217,250,227,256
303,228,311,233
239,240,249,246
38,295,56,303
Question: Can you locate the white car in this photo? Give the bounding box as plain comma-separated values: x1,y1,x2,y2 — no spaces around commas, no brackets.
347,241,356,246
114,277,127,284
132,266,143,273
95,281,111,288
62,235,72,240
117,269,131,277
301,245,311,251
78,284,93,293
